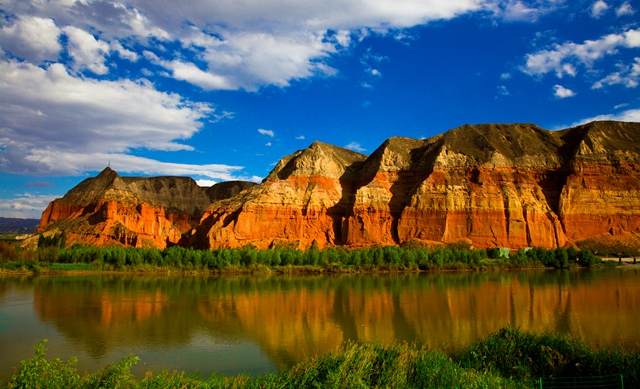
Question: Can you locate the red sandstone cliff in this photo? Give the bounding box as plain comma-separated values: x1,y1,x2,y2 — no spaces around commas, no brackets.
37,168,256,248
193,120,640,250
37,120,640,250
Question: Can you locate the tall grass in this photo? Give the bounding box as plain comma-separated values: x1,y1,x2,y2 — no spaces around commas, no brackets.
456,327,640,385
6,328,639,389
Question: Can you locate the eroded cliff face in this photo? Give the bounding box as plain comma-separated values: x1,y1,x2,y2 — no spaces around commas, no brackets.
195,121,640,250
37,168,255,249
191,142,367,249
38,120,640,250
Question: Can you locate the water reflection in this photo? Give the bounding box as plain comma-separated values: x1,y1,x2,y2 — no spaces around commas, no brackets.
2,269,640,377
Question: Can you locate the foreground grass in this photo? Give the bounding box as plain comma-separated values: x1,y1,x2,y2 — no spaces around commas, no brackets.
5,327,639,389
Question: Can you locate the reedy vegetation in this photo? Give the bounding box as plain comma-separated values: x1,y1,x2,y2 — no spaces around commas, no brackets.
0,234,608,273
5,327,639,388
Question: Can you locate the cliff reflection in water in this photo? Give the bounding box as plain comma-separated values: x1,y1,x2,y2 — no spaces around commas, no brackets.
29,270,640,369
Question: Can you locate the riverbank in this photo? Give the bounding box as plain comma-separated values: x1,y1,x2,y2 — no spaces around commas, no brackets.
0,242,618,276
4,327,639,388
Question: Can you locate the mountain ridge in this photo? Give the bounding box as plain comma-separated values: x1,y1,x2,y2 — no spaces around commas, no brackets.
33,120,640,251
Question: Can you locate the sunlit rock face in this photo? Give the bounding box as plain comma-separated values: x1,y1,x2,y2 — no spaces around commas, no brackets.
36,167,255,249
196,121,640,250
38,120,640,250
192,141,368,249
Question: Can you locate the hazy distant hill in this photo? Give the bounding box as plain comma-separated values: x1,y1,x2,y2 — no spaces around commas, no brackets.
0,217,39,235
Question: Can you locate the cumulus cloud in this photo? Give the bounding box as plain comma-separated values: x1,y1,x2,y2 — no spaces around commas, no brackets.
0,0,494,92
345,142,366,153
0,0,577,183
295,135,305,140
522,27,640,78
258,129,275,137
0,59,248,178
0,193,60,219
553,85,576,98
0,16,62,63
110,41,138,62
159,59,236,90
63,26,111,75
590,0,609,18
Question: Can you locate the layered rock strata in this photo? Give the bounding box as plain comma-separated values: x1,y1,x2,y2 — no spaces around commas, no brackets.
37,168,255,248
190,141,367,249
38,120,640,250
194,121,640,250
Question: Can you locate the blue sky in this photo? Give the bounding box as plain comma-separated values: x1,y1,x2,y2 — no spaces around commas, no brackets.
0,0,639,218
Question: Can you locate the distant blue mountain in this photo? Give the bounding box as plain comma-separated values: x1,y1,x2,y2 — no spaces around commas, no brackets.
0,217,39,235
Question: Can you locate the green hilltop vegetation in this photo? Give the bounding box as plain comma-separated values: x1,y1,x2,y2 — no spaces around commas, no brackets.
0,232,612,273
4,327,639,388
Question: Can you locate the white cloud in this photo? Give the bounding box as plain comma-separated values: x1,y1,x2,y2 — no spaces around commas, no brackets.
295,135,305,140
0,59,249,178
497,85,510,96
265,142,272,146
487,0,560,22
553,85,576,98
0,16,62,64
0,193,60,219
522,28,640,78
110,41,138,62
24,151,244,181
0,0,494,93
161,59,236,90
592,58,640,89
614,103,629,109
345,142,366,152
616,1,635,16
258,129,275,137
63,26,111,75
500,72,511,79
590,0,609,18
573,108,640,126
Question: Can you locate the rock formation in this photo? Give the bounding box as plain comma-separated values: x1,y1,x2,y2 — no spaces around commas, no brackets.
37,120,640,250
193,120,640,250
37,168,256,248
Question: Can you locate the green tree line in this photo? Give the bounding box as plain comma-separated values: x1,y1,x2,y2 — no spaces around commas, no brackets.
0,233,607,272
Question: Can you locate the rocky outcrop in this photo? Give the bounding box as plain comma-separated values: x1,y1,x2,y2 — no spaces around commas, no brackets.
37,120,640,250
190,141,367,249
37,168,255,249
193,121,640,250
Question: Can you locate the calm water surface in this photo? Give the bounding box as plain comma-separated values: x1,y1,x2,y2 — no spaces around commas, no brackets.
1,269,640,380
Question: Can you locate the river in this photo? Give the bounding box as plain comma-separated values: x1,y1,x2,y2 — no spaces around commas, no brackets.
1,269,640,380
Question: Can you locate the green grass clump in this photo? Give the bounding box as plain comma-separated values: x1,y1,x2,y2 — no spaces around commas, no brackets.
48,263,96,271
6,328,639,389
278,342,522,388
456,327,640,385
